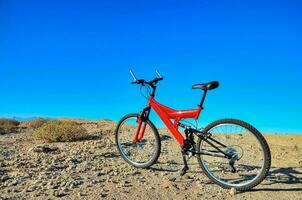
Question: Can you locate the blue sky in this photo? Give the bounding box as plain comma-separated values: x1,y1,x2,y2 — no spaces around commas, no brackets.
0,0,301,133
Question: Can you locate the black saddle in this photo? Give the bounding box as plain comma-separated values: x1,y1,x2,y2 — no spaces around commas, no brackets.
192,81,219,91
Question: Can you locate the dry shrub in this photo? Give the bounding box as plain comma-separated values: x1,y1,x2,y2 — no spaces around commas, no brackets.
0,118,20,134
32,120,88,142
27,118,49,129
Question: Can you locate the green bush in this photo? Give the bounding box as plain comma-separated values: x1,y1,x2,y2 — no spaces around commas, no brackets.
32,120,88,142
27,118,49,129
0,118,20,134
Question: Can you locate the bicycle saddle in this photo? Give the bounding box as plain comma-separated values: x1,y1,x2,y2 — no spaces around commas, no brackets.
192,81,219,90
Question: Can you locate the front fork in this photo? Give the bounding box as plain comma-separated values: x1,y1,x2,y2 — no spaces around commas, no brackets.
133,119,147,144
133,107,151,144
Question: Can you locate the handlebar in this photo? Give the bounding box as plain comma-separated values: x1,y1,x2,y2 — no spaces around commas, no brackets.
129,70,164,86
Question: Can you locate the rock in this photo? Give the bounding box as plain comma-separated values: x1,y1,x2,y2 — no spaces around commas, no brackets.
78,192,87,197
11,188,21,193
25,186,37,192
53,190,67,197
91,179,99,184
187,175,194,179
161,135,172,141
132,171,141,175
0,175,10,183
197,192,203,197
167,160,178,165
160,172,169,176
96,171,105,176
71,180,84,188
70,158,81,164
0,160,6,167
31,145,59,154
101,192,108,197
230,187,237,196
7,179,19,187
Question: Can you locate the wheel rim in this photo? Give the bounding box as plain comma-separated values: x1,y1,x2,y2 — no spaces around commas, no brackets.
200,123,265,187
117,116,158,167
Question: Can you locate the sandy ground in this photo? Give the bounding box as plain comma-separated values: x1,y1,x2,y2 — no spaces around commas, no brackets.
0,120,301,200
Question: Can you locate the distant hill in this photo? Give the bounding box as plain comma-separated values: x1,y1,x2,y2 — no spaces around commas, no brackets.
12,117,38,122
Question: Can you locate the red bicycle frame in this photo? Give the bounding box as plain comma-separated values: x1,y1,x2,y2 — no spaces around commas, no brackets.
130,70,209,146
133,97,203,146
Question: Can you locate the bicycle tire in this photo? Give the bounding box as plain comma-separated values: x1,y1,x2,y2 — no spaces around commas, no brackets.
196,118,271,191
115,113,161,168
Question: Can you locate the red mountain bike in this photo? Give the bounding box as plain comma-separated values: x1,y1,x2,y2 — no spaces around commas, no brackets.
115,70,271,191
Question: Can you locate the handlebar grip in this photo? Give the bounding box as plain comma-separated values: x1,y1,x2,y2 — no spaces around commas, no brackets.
130,70,138,82
155,70,163,78
131,79,145,84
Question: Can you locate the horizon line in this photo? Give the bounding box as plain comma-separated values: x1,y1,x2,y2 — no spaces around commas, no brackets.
1,115,301,134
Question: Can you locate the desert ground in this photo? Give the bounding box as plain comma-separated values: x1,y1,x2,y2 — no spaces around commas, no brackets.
0,119,301,200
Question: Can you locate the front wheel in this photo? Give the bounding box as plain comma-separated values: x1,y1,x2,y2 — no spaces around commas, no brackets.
196,119,271,191
115,113,161,168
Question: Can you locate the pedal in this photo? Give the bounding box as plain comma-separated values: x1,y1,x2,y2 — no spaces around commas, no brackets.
187,152,194,160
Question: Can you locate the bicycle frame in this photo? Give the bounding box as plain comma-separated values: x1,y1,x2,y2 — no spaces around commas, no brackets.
134,97,202,146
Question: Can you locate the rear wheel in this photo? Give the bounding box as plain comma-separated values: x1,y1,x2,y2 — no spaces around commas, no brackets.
115,113,161,168
196,119,271,191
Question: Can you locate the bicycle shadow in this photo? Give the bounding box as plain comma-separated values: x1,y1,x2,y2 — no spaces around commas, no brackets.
150,161,302,192
149,160,204,174
250,166,302,192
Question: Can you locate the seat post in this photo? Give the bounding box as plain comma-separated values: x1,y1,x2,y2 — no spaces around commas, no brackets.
199,90,207,108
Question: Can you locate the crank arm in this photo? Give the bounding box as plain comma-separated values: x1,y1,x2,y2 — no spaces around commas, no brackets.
170,166,189,182
229,164,237,173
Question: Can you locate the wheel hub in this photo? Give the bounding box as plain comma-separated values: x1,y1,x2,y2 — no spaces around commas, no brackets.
225,146,243,160
225,146,243,173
